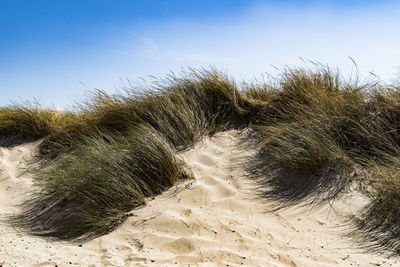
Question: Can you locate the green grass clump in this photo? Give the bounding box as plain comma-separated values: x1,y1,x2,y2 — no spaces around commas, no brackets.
15,125,189,240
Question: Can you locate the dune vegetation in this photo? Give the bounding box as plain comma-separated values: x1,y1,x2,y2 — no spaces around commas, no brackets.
1,66,400,254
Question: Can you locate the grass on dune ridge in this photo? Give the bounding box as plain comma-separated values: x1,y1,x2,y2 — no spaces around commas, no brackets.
16,125,189,239
37,69,255,158
7,69,258,240
2,66,400,254
0,103,82,145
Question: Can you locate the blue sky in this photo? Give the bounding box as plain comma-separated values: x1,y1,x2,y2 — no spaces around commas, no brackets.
1,0,400,109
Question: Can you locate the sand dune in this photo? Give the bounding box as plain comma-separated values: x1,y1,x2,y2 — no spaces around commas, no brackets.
1,130,399,266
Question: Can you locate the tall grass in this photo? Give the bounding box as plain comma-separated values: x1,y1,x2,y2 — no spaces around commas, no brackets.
352,153,400,254
244,65,400,254
249,121,354,207
0,103,81,145
14,125,190,240
38,69,257,158
3,66,400,254
9,69,257,240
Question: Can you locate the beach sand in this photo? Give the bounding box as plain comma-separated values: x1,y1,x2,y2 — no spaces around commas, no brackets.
0,130,399,266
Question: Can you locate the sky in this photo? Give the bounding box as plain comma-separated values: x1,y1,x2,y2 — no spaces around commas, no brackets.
1,0,400,110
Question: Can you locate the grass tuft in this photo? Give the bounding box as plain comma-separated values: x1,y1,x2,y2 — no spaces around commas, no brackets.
0,103,81,145
244,65,400,254
248,121,354,207
14,125,190,240
354,154,400,255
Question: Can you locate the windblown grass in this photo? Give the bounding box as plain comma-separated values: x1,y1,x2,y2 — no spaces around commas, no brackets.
352,152,400,254
10,69,257,240
0,103,81,145
14,125,190,240
3,66,400,254
245,67,364,204
249,121,354,207
244,65,400,254
38,69,257,158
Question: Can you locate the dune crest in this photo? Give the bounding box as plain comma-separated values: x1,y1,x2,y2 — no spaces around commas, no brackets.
0,130,399,266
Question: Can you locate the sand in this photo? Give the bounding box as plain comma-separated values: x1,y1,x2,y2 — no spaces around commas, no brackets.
0,130,399,266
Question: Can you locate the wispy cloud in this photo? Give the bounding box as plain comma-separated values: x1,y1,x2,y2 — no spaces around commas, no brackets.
111,1,400,82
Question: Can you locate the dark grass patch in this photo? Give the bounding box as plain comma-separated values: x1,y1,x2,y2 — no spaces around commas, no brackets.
13,125,191,240
243,65,400,254
352,155,400,255
246,122,355,208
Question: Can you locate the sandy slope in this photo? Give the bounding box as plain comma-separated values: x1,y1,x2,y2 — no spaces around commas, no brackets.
0,130,399,266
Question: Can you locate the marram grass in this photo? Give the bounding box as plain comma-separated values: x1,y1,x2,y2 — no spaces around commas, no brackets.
14,125,190,240
38,69,257,158
0,103,82,145
2,66,400,254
